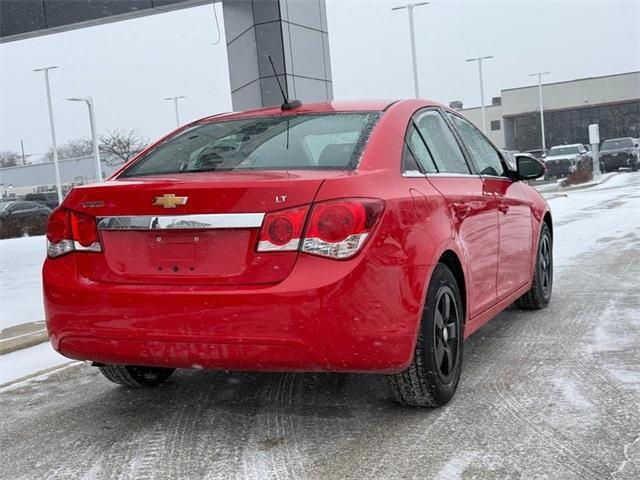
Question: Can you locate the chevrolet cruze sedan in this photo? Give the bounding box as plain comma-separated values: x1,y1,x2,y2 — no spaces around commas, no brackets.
43,100,552,407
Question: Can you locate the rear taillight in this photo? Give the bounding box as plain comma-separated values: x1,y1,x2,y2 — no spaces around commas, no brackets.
46,207,102,258
302,199,384,259
257,206,309,251
256,198,384,259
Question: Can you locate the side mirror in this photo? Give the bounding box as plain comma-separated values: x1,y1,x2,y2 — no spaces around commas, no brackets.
515,154,545,180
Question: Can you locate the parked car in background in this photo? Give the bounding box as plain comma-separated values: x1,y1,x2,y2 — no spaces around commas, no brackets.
544,144,590,178
24,192,60,209
599,137,639,172
43,99,552,407
0,200,51,239
526,149,548,161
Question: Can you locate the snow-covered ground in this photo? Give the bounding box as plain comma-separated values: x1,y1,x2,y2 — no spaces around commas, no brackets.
547,173,640,268
0,235,46,330
0,173,638,388
0,342,72,387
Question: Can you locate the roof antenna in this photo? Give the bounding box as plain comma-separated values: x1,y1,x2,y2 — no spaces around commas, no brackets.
267,55,302,111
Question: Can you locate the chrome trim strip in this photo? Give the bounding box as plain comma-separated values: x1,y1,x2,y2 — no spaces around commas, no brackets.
402,170,426,178
97,213,265,230
426,172,479,178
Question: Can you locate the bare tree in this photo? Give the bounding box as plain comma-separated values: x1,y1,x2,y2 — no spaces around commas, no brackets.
45,138,93,161
0,150,20,168
99,129,148,166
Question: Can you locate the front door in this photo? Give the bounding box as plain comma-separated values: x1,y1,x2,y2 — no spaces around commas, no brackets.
411,109,499,318
446,113,533,300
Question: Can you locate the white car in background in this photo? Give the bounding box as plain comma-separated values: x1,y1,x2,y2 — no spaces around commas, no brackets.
544,144,590,178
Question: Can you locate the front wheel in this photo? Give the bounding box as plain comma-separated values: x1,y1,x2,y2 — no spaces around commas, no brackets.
97,364,175,387
516,223,553,310
388,263,464,407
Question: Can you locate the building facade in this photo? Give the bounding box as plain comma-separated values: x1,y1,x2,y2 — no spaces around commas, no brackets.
457,71,640,151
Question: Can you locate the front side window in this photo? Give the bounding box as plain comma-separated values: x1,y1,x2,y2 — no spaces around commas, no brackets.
414,110,470,174
448,113,505,177
120,113,379,177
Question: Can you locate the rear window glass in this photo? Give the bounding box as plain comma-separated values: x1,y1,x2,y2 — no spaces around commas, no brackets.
120,113,379,177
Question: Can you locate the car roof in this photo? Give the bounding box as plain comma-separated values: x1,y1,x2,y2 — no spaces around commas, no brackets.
198,99,444,122
550,144,583,148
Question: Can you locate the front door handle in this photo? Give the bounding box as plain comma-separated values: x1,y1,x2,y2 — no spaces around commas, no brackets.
452,202,471,219
498,202,509,214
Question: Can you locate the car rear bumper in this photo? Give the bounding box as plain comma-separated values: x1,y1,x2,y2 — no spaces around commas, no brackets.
44,253,428,373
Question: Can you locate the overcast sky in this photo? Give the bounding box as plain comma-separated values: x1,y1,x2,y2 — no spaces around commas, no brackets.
1,0,638,155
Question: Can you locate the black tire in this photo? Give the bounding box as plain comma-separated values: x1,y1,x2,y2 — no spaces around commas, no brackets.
97,364,175,387
388,263,464,407
516,223,553,310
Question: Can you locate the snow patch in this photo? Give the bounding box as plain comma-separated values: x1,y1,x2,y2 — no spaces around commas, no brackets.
0,341,70,386
0,235,47,329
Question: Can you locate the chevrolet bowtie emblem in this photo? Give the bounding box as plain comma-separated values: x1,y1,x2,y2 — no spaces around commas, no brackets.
153,194,188,209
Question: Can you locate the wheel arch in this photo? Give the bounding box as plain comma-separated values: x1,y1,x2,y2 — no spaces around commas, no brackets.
543,210,553,239
438,250,467,325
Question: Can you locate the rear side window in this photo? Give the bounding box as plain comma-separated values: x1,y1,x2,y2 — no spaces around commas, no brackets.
414,110,470,174
448,113,505,177
120,113,379,177
403,124,438,173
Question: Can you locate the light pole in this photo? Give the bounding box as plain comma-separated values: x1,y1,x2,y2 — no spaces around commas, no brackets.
67,97,102,182
33,66,63,203
466,56,494,134
529,72,551,151
164,95,186,127
391,2,429,98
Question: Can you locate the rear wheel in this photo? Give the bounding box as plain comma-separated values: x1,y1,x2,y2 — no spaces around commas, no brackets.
388,263,464,407
516,223,552,310
97,364,175,387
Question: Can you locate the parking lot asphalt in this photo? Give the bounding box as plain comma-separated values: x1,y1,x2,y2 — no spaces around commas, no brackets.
1,175,639,480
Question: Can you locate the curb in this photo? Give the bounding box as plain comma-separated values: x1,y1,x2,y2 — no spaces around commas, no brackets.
0,322,49,355
535,172,619,195
557,171,618,191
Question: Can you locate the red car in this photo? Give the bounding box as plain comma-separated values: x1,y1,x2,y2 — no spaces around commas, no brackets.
43,99,552,407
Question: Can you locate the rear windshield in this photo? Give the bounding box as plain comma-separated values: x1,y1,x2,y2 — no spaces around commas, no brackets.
120,113,380,177
601,138,633,150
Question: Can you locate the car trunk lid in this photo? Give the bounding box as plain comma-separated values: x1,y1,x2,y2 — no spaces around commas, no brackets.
65,170,346,286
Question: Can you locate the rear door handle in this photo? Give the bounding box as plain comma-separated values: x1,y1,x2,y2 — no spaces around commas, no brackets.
452,202,471,219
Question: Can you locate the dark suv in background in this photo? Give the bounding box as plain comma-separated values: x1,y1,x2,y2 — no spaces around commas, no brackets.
599,137,639,172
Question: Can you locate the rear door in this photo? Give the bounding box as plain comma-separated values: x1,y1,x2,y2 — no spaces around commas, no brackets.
446,113,533,300
412,109,499,318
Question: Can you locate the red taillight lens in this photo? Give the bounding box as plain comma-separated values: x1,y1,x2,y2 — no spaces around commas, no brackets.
302,198,384,259
268,216,295,246
307,201,367,243
46,207,102,258
46,207,71,244
257,206,309,251
70,211,98,247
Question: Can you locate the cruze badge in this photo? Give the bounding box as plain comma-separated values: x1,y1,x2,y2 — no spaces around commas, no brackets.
153,194,188,209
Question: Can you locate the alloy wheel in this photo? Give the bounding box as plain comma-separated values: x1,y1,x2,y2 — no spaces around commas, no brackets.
433,286,460,384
